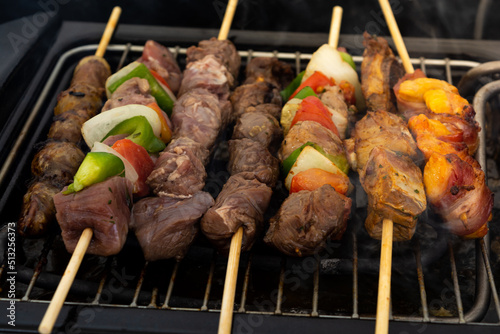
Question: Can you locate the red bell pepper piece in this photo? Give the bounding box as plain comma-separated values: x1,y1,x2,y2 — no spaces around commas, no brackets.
112,139,155,198
146,102,172,143
290,96,340,137
289,71,334,100
150,69,172,90
290,168,349,194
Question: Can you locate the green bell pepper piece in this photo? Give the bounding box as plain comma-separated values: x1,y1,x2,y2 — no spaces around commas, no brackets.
293,86,317,100
103,116,165,153
339,51,356,71
280,70,305,101
64,152,125,194
107,62,174,116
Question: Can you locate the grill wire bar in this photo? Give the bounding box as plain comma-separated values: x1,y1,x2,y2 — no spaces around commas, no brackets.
4,43,500,330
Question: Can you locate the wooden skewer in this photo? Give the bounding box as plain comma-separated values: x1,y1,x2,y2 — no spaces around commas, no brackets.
378,0,413,74
38,7,121,334
218,0,238,41
329,6,343,48
374,1,415,333
216,1,241,333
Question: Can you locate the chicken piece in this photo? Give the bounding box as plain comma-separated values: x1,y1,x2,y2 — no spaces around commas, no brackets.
201,173,273,253
361,32,405,114
408,114,469,161
424,153,493,238
54,176,133,256
264,185,351,257
361,147,427,241
228,139,280,188
344,110,420,172
131,191,214,261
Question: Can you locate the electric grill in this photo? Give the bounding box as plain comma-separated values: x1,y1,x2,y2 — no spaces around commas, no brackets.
1,21,500,333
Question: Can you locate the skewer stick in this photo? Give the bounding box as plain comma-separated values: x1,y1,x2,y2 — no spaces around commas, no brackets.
218,0,238,41
375,219,393,334
374,1,416,333
38,7,121,334
216,1,242,333
378,0,413,73
329,6,343,48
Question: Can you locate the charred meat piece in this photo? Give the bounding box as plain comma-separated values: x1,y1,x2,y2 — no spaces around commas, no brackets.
361,32,405,113
186,37,241,81
201,173,273,253
71,55,111,88
102,77,156,112
31,141,85,187
424,153,493,238
344,110,420,172
243,57,294,89
166,137,211,166
361,147,427,241
171,88,222,150
48,109,90,143
278,120,345,162
230,82,282,121
264,185,351,257
53,83,104,118
147,146,206,197
232,111,282,153
138,40,183,94
54,176,133,256
18,181,60,237
228,139,280,188
131,191,214,261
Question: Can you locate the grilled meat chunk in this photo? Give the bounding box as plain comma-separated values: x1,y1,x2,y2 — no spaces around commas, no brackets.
71,55,111,88
138,40,183,94
147,146,206,197
278,120,345,162
264,185,351,257
31,141,85,187
243,57,294,89
54,176,133,256
344,110,420,172
53,83,104,118
244,103,282,120
232,111,282,153
320,85,352,139
424,153,493,238
361,32,405,113
230,82,282,121
360,147,427,241
201,173,273,253
48,109,90,143
166,137,211,166
171,88,222,151
186,37,241,81
131,191,215,261
102,77,156,112
18,181,60,237
228,139,280,188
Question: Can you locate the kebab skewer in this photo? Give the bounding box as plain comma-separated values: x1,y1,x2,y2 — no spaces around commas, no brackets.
264,6,359,257
372,0,493,332
38,8,122,334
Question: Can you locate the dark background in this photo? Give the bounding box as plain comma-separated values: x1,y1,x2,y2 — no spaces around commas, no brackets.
1,0,500,40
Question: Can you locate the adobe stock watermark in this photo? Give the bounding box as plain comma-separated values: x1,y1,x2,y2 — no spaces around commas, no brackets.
8,0,71,55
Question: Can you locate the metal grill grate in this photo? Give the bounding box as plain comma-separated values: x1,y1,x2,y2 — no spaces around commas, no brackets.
1,43,500,330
